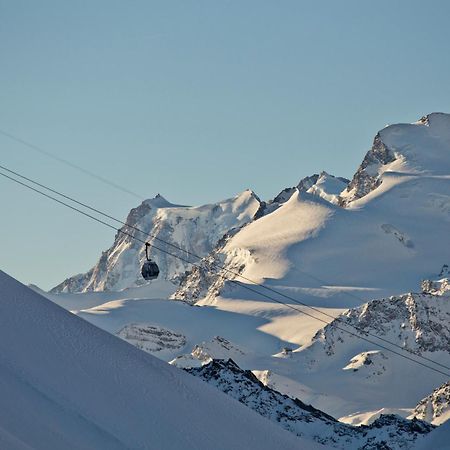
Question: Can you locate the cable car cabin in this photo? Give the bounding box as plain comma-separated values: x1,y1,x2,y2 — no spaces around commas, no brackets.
141,242,159,281
141,260,159,280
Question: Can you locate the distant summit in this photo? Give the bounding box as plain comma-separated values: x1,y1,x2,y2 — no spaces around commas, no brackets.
341,112,450,205
142,193,186,209
52,190,262,292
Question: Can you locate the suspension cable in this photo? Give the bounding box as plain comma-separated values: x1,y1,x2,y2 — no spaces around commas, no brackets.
1,163,449,372
1,168,450,378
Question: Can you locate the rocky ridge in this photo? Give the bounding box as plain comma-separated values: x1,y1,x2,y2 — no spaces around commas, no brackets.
339,133,396,205
412,381,450,425
186,359,433,449
309,278,450,359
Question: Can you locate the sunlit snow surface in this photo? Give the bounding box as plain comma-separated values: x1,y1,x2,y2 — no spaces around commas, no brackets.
172,113,450,311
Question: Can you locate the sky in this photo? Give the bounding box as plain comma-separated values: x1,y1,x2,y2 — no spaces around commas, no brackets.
1,0,450,289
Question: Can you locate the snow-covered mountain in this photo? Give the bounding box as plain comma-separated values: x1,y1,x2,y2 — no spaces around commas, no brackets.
41,112,450,448
255,171,349,218
307,278,450,359
55,113,450,300
0,270,314,450
173,112,450,307
341,113,450,204
267,278,450,419
186,358,433,449
170,335,249,368
415,419,450,449
52,191,261,293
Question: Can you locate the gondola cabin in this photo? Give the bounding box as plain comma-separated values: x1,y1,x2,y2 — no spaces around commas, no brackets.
141,242,160,281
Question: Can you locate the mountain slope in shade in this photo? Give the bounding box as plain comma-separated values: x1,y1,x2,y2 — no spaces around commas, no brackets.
0,270,319,450
415,419,450,450
174,112,450,307
186,359,433,449
52,190,261,293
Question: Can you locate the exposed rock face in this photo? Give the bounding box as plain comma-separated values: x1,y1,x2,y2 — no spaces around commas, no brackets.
170,336,246,368
340,133,396,205
51,191,261,293
252,174,319,219
343,350,388,378
255,172,348,219
308,279,450,359
412,381,450,425
381,224,414,249
170,228,243,303
170,247,244,304
421,278,449,295
341,112,450,206
186,359,433,449
116,324,186,353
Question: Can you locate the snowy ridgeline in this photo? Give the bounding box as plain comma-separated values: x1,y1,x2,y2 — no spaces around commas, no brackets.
51,191,262,292
52,113,449,316
173,113,450,306
185,359,433,450
52,170,349,294
52,113,449,305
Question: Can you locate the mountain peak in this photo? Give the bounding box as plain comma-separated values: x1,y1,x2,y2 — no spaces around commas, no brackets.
52,189,262,293
415,112,450,127
341,112,450,205
235,189,261,203
143,193,183,209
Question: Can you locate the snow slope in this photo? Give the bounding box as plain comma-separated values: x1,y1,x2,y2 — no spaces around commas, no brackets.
414,419,450,450
0,270,319,450
54,280,450,422
52,190,261,292
175,112,450,308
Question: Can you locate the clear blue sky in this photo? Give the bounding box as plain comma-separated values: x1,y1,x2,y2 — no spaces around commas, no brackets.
1,0,450,289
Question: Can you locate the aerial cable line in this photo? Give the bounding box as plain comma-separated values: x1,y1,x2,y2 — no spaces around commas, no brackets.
0,131,435,334
1,168,450,378
0,129,436,339
1,166,449,373
0,128,143,199
1,162,450,373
